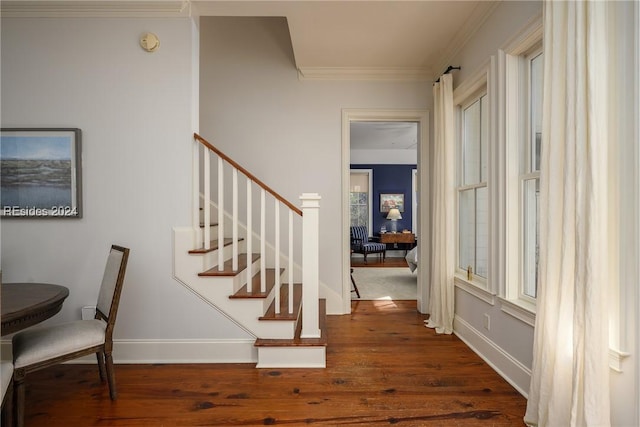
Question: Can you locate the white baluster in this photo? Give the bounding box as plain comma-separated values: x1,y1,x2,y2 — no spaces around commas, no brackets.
274,201,280,314
260,189,266,293
232,168,238,271
203,150,210,250
300,193,321,339
288,210,294,314
246,179,253,292
192,141,200,234
217,157,224,271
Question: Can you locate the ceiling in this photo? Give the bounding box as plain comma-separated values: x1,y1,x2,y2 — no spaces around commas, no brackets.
2,0,499,80
351,122,418,151
191,0,498,80
1,0,499,151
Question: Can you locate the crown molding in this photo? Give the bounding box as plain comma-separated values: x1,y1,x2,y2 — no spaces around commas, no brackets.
452,57,490,105
297,67,432,82
431,0,501,80
0,0,190,18
501,12,543,55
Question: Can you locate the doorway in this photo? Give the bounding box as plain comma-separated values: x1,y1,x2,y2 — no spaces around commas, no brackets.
341,109,430,314
349,124,417,301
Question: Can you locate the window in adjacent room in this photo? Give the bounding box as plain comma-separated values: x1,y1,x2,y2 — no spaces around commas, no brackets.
350,169,373,235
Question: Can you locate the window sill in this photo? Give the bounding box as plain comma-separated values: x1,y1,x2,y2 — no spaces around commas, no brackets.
609,348,631,373
498,297,536,327
454,276,495,305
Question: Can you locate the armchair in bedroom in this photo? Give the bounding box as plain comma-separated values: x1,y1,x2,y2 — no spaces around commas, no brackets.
350,226,386,264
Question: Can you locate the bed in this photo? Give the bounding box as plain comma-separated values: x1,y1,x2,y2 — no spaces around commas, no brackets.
405,246,418,273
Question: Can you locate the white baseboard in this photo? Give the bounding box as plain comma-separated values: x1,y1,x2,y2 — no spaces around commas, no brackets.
1,338,257,364
453,315,531,397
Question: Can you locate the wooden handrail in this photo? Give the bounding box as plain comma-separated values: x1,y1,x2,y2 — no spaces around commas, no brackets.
194,133,303,216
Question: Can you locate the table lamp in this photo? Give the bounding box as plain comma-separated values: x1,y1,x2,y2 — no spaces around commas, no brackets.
386,208,402,233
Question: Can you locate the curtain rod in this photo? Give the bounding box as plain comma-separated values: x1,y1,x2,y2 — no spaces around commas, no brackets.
434,65,461,83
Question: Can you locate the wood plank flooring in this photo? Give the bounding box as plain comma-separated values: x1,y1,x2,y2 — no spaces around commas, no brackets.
15,301,526,426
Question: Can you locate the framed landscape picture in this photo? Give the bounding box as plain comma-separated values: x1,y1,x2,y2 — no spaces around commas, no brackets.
1,128,82,218
380,193,404,213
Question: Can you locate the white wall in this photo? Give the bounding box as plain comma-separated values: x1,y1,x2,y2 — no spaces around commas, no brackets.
199,17,430,296
1,17,255,361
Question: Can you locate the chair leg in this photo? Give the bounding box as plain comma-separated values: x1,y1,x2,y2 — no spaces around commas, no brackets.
363,253,368,264
14,371,25,427
350,268,360,298
2,379,13,427
97,351,106,382
105,352,118,400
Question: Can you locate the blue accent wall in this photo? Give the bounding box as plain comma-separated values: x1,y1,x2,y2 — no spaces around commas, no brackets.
351,164,416,236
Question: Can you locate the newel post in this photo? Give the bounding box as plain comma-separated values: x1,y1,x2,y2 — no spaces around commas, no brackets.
300,193,321,339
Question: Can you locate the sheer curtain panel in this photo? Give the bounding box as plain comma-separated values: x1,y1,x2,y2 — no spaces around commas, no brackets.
524,1,610,426
427,74,455,334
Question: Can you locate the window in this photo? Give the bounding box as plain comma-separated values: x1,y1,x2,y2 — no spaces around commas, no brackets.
502,25,543,316
350,170,372,234
520,49,543,300
457,93,489,281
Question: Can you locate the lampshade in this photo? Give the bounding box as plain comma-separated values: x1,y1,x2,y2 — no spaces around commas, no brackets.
386,208,402,220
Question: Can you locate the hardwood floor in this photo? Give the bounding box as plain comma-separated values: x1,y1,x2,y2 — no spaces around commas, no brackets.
14,301,526,426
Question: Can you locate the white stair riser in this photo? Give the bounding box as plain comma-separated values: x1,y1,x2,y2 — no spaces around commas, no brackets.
174,227,297,340
256,346,326,368
201,241,247,271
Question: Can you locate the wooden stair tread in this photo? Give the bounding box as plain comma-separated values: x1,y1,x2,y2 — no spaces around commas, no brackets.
198,253,260,276
255,299,327,347
230,268,284,299
259,283,302,321
189,237,244,254
199,222,219,228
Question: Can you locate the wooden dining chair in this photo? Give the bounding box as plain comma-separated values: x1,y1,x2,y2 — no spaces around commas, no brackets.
1,361,13,426
11,245,130,427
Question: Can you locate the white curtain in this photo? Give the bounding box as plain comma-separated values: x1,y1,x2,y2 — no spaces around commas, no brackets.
525,1,610,426
426,74,455,334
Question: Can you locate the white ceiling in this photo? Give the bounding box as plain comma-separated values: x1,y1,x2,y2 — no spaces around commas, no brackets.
351,122,418,151
1,0,497,150
192,0,498,79
1,0,499,81
191,1,494,150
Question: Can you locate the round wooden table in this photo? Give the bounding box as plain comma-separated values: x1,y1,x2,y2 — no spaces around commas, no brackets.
1,283,69,335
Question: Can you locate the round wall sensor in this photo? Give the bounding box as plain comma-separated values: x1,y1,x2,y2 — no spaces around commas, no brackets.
140,32,160,52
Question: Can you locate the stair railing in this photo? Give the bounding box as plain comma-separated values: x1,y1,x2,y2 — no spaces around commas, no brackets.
193,133,320,338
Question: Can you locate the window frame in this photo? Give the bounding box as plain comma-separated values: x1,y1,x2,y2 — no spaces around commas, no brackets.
518,46,543,304
453,63,491,291
501,18,543,317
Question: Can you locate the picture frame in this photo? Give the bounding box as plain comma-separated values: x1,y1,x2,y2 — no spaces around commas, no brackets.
380,193,404,213
1,128,82,218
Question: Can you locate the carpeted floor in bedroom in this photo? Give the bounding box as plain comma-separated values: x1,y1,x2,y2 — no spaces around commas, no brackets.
351,266,417,300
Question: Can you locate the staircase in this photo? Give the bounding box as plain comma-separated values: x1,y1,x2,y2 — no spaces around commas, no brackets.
172,133,326,368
